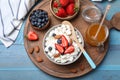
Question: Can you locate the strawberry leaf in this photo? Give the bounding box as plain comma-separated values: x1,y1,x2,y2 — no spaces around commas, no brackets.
53,8,58,13
74,7,79,12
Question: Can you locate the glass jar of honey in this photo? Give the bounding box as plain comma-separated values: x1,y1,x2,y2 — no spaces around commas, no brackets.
85,23,109,46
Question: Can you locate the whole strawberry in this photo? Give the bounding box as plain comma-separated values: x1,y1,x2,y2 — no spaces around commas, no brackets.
53,0,59,8
54,8,67,17
60,0,69,7
66,3,75,16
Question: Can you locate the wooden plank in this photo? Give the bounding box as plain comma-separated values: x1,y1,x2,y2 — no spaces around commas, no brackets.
0,70,120,80
1,23,120,45
0,45,120,69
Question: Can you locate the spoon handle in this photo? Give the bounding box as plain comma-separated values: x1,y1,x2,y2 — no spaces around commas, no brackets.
77,43,96,69
93,5,111,39
83,51,96,69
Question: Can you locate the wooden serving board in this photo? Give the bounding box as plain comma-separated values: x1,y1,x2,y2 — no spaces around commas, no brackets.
24,0,120,78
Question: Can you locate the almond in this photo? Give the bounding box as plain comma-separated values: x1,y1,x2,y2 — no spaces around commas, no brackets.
70,69,78,73
80,64,85,71
54,35,61,39
36,56,43,62
53,53,60,58
28,48,34,54
34,46,40,53
69,38,73,45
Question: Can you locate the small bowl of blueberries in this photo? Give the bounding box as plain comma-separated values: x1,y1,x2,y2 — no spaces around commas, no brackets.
29,9,50,30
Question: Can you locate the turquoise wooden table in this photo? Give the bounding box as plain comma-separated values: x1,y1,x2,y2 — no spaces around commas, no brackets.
0,0,120,80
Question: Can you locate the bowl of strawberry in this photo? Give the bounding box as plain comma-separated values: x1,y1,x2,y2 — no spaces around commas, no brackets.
29,9,50,30
50,0,80,20
43,23,84,65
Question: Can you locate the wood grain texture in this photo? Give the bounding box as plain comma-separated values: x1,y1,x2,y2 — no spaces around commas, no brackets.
23,0,112,78
0,0,120,80
110,12,120,30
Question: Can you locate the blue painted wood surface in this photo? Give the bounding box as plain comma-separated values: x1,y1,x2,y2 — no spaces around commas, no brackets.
0,0,120,80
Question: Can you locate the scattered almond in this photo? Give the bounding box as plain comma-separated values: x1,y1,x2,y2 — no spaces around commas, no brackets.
69,38,73,45
34,46,40,53
28,48,34,54
54,35,61,39
80,64,85,71
53,53,60,58
70,69,78,73
36,56,43,62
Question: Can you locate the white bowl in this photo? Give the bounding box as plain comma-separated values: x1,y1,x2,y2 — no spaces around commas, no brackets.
43,24,84,65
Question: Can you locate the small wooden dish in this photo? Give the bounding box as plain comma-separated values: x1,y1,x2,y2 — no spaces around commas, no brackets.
31,19,50,30
50,0,80,20
29,9,50,30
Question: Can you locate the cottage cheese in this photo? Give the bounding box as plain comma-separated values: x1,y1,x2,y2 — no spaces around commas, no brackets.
43,24,84,65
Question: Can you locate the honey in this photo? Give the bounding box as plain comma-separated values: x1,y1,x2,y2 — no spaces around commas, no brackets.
86,23,109,46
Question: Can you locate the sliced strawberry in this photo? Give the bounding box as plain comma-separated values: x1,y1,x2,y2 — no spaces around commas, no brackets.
60,0,69,7
27,31,38,41
66,3,75,16
55,44,64,54
64,45,74,54
61,35,68,47
69,0,75,3
55,7,67,17
53,1,58,8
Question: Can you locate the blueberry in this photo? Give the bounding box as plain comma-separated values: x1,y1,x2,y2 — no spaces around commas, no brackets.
38,11,42,15
41,14,44,17
37,22,40,27
57,39,62,44
48,47,52,51
34,12,38,16
45,51,48,53
44,21,47,25
33,18,37,22
41,11,45,15
41,23,44,27
32,15,36,19
30,16,32,20
31,21,35,25
37,14,41,17
39,25,42,28
36,10,39,14
68,43,71,46
38,19,42,23
52,33,56,37
44,15,48,18
45,17,48,21
42,19,45,22
34,16,37,19
34,21,37,26
36,14,39,17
